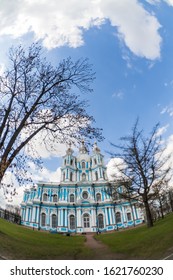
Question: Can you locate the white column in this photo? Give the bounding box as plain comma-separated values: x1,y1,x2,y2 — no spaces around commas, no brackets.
32,207,36,222
64,209,67,227
105,208,109,225
36,207,40,223
132,205,137,219
77,208,82,227
108,208,113,224
122,206,126,222
91,208,96,227
58,209,61,226
25,207,29,221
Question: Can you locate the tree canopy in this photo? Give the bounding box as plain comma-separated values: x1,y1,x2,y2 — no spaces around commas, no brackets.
109,120,171,227
0,43,103,193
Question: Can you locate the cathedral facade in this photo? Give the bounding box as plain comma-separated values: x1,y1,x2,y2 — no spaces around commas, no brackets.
20,142,143,233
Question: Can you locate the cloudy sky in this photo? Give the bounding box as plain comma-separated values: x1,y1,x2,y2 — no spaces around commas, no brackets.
1,0,173,206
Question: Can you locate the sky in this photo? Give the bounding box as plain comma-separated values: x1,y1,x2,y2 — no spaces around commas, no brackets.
1,0,173,206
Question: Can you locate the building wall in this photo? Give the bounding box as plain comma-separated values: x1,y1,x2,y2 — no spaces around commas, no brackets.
21,143,143,233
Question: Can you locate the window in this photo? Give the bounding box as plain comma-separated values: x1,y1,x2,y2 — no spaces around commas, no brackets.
70,172,73,182
53,194,58,202
69,215,75,230
83,213,90,228
70,159,73,166
82,191,88,199
127,212,132,221
52,214,57,228
70,194,75,203
82,161,85,169
94,158,97,165
63,172,65,181
95,171,98,181
43,193,48,201
41,213,46,226
98,214,104,229
64,159,66,165
82,173,86,181
116,212,121,223
96,193,101,202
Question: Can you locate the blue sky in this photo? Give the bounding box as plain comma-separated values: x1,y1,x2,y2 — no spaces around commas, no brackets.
1,0,173,205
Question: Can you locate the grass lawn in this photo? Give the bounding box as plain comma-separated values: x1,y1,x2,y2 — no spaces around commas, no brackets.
0,219,92,260
95,213,173,259
1,213,173,260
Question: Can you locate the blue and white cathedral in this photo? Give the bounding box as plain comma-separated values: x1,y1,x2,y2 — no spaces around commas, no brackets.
21,141,143,233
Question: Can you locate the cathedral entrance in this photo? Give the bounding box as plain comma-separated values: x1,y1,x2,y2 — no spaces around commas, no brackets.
83,213,90,232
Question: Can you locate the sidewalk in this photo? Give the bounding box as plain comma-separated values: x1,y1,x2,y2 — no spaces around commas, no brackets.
84,234,126,259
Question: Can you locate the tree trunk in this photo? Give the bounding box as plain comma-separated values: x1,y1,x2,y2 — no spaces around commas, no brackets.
143,199,153,227
159,197,164,219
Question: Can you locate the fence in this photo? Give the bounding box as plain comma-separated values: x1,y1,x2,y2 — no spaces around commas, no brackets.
0,208,21,224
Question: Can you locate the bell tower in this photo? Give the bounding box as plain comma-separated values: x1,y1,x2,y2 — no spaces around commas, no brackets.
61,143,77,182
91,142,107,181
76,140,91,182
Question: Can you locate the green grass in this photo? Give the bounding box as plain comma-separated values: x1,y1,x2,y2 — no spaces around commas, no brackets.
0,219,92,260
1,214,173,259
95,213,173,259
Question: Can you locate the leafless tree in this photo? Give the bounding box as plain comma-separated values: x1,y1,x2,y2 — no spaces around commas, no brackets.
0,43,103,193
109,120,171,228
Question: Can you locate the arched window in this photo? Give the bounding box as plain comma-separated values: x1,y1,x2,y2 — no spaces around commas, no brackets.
41,213,46,226
127,212,132,221
98,214,104,229
52,214,57,228
64,159,66,165
116,212,121,223
94,158,97,165
70,194,75,203
53,194,58,202
82,161,85,169
43,193,48,201
83,213,90,228
82,173,86,181
69,215,75,230
96,193,101,202
70,159,73,166
70,172,73,182
95,171,98,181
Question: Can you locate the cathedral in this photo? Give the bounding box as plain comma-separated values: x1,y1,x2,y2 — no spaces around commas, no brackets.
20,141,143,233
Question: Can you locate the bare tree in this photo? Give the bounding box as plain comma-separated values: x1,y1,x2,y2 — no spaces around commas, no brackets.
0,43,103,193
109,120,171,228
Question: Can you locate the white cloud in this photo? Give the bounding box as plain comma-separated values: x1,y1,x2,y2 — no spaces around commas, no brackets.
100,0,162,60
145,0,160,4
29,163,61,183
0,0,162,60
112,90,124,99
145,0,173,6
161,105,173,117
107,157,126,181
156,124,169,136
164,0,173,6
0,163,62,207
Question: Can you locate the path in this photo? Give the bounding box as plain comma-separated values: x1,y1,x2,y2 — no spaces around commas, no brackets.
84,234,126,260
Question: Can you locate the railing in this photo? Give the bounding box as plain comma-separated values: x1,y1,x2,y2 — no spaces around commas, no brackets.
0,208,21,224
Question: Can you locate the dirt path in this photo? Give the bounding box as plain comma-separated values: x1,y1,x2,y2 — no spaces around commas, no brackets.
84,234,126,260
